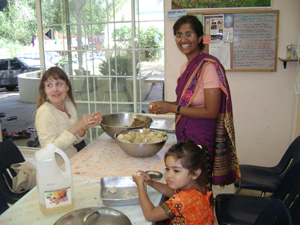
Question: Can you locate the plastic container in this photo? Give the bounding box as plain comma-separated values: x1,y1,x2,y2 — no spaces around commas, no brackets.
35,143,74,215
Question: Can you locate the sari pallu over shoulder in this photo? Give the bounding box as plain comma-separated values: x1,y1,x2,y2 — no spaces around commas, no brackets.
175,53,241,185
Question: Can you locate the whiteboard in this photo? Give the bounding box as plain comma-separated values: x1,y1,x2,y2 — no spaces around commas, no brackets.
233,13,277,71
188,10,279,72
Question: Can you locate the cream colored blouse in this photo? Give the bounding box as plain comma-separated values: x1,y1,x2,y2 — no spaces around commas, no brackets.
35,99,85,165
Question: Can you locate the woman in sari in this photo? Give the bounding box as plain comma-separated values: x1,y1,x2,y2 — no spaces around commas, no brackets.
149,15,240,186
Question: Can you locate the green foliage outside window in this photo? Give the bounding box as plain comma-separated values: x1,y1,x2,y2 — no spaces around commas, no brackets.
112,25,163,61
172,0,272,8
99,55,140,76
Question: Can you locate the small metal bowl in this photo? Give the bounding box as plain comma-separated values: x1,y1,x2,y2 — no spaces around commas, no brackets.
100,113,153,138
146,171,163,180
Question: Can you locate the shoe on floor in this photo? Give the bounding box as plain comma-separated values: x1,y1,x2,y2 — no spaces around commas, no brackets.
0,112,5,118
27,136,39,147
7,116,17,121
11,130,31,139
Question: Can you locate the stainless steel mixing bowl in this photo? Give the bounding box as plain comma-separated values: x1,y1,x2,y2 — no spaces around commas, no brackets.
100,113,153,138
114,128,168,157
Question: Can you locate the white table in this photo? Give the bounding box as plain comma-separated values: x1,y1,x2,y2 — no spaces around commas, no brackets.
0,132,177,225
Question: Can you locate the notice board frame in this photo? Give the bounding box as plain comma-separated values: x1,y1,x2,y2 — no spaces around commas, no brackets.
187,10,279,72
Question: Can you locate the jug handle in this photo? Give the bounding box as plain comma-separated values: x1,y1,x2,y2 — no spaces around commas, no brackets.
54,148,71,173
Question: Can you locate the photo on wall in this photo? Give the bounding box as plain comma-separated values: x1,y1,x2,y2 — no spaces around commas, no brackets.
172,0,272,9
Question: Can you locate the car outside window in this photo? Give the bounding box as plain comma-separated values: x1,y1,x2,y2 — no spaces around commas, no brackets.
0,60,8,70
11,59,24,70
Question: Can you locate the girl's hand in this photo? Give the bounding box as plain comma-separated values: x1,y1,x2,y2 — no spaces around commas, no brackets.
132,171,145,187
142,171,153,186
132,170,153,186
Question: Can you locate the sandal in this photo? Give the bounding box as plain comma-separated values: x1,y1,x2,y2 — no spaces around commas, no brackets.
27,140,39,147
28,126,37,132
27,136,40,147
7,116,17,121
11,130,31,139
2,129,11,138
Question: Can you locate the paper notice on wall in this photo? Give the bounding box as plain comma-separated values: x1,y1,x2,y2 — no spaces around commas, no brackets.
223,27,233,43
209,42,231,70
167,10,186,20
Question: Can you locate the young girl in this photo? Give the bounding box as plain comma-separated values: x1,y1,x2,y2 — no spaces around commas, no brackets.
132,140,215,225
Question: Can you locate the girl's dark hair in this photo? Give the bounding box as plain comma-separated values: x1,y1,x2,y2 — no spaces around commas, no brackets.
164,140,213,205
35,67,76,113
173,15,205,51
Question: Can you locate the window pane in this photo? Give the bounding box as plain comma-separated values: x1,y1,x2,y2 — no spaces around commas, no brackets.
136,0,164,21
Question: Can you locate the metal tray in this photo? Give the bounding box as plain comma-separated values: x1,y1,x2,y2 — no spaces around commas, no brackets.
149,114,175,132
101,176,144,207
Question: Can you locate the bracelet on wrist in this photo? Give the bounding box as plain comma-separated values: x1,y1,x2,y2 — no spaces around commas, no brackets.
81,128,88,133
176,105,181,115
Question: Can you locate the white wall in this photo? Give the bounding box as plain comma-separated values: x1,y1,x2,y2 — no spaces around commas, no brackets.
164,0,300,166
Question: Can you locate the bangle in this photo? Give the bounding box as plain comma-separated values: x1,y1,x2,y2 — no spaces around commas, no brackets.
176,105,181,115
81,128,88,133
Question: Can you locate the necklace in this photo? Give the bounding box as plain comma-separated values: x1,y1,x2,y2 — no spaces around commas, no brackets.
62,104,71,119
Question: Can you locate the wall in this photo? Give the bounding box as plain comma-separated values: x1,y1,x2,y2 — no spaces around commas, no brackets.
164,0,300,166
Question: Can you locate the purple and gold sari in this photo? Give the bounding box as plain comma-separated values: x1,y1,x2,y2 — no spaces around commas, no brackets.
175,53,240,185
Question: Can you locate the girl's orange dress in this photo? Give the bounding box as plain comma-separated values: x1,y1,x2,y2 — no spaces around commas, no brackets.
160,189,215,225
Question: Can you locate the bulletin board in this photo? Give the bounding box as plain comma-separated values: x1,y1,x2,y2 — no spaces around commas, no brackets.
188,10,279,72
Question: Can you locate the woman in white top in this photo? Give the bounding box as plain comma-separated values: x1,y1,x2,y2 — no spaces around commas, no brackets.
35,67,102,165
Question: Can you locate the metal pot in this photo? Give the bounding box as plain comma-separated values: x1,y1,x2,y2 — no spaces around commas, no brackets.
53,207,132,225
100,113,153,138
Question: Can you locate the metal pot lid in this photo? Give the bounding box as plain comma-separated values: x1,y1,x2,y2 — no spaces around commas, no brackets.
53,207,132,225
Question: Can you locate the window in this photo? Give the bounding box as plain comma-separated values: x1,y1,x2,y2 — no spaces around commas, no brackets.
38,0,164,143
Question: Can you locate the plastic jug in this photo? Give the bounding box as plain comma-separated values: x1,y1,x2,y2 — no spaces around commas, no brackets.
35,143,74,215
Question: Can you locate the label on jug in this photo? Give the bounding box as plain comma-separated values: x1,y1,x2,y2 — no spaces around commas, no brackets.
44,187,72,209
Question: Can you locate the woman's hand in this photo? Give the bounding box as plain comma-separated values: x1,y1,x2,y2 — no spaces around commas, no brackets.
73,112,103,136
149,101,176,114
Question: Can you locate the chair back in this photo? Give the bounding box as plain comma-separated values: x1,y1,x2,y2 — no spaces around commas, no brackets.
81,77,97,92
0,190,9,215
0,140,25,176
274,136,300,175
272,160,300,225
0,140,27,204
111,77,127,92
254,199,292,225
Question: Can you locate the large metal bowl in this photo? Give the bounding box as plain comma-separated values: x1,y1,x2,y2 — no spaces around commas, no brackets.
100,113,153,138
114,128,168,157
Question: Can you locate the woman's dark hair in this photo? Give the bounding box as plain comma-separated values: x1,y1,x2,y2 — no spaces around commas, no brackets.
164,140,213,205
35,67,76,112
173,15,205,51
